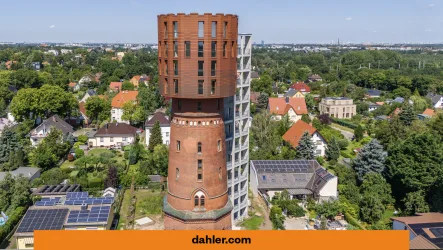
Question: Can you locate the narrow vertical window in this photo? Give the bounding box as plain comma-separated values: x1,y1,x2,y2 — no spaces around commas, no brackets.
185,41,191,57
176,168,179,180
194,196,199,206
178,100,182,110
197,160,203,181
164,60,168,75
231,41,235,57
158,42,162,57
173,41,178,57
164,22,168,39
211,61,216,76
164,78,168,94
223,22,227,38
217,140,221,151
176,140,181,151
198,80,204,95
198,21,204,38
173,21,178,38
200,196,205,207
198,61,204,76
197,142,202,153
174,79,178,94
211,41,217,57
164,42,168,57
211,80,216,95
197,102,202,111
173,60,178,76
211,21,217,38
198,41,204,57
216,99,220,110
223,42,227,57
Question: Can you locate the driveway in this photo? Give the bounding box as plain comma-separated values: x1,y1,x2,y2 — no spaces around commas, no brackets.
331,124,354,140
284,217,312,230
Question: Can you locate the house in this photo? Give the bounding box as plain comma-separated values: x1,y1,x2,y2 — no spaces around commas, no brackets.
145,112,171,147
418,108,436,120
393,97,413,105
116,52,125,61
139,74,150,86
29,115,74,146
0,167,41,182
109,82,122,92
391,213,443,249
268,97,308,123
68,82,81,92
319,97,356,119
250,91,260,104
78,102,90,126
79,74,95,85
31,62,41,71
251,71,260,80
289,82,311,94
368,102,380,112
80,89,97,103
391,108,402,117
284,88,305,98
47,50,59,56
33,184,82,197
308,74,322,82
103,187,116,198
14,190,114,249
88,123,137,148
0,118,13,136
375,115,390,121
366,89,382,98
130,75,141,88
426,94,443,109
282,120,327,157
249,160,337,203
5,60,17,69
111,90,138,123
95,72,103,83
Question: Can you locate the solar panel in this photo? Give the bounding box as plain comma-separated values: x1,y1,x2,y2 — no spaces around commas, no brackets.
35,201,56,206
66,206,111,224
66,192,89,199
16,209,69,233
430,228,443,238
64,197,114,206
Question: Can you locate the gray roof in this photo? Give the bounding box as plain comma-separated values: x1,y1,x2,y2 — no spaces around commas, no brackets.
86,89,97,96
366,89,381,96
393,97,405,103
32,115,74,135
148,175,162,182
426,93,443,106
251,71,260,79
0,167,41,181
145,112,170,127
284,89,296,98
250,160,336,195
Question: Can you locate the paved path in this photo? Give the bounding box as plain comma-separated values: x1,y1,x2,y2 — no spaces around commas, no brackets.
331,124,354,140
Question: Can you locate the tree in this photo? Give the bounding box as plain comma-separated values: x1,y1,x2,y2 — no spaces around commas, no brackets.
256,93,269,110
392,86,411,99
85,96,111,124
360,194,385,224
277,114,292,136
137,83,162,117
354,125,364,142
318,114,331,125
251,74,273,96
153,144,169,176
314,200,342,219
295,131,315,160
325,137,340,161
352,139,386,181
305,94,315,111
270,205,285,230
301,114,311,124
148,121,163,151
399,103,416,126
250,111,281,159
122,102,145,125
403,191,430,215
104,166,118,188
360,173,394,207
37,168,68,185
121,80,135,90
0,127,22,171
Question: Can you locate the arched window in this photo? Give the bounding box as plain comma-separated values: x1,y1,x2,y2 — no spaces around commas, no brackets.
197,142,202,153
200,196,205,207
194,196,199,207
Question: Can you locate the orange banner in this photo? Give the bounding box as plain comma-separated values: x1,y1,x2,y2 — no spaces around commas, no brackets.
35,230,409,250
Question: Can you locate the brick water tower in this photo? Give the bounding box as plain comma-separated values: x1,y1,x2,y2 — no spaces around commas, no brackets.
158,13,238,230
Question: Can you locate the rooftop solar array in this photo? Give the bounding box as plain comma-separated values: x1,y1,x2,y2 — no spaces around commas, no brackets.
315,167,335,181
409,223,443,248
64,197,114,206
66,192,89,199
41,197,61,202
430,227,443,238
66,206,111,224
16,209,69,233
252,160,319,173
35,184,81,194
35,201,57,206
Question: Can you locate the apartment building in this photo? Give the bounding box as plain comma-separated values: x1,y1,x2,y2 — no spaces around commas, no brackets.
319,97,356,119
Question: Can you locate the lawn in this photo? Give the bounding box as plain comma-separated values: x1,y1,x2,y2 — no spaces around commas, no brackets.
240,215,264,230
331,123,355,133
118,189,165,229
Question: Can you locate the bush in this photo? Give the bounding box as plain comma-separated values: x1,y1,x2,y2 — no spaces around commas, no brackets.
124,151,129,159
286,204,305,217
316,156,325,165
0,207,26,243
337,139,349,149
74,148,84,158
344,212,366,230
73,142,82,148
77,135,88,144
67,154,74,162
331,118,358,129
340,151,354,158
88,177,103,188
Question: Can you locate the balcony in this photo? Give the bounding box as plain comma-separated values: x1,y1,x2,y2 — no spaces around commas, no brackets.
241,140,249,149
243,110,250,118
236,79,241,87
235,94,241,102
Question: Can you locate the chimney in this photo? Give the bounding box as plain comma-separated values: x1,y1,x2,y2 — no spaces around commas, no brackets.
285,96,289,103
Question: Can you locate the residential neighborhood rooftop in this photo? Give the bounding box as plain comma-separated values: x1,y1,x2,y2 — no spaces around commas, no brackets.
94,123,138,136
268,97,308,115
111,90,138,108
145,112,170,127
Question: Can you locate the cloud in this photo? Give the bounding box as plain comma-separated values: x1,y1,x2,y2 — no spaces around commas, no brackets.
372,30,377,33
49,24,55,29
345,17,352,21
428,3,435,7
425,29,433,32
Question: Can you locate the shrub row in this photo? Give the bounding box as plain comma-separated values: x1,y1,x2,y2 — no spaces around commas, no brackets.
331,118,358,130
344,212,366,230
0,207,26,244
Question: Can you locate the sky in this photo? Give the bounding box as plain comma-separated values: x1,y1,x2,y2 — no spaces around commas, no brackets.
1,0,442,44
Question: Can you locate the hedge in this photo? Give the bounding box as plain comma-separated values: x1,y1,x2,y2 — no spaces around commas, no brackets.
340,151,354,159
331,118,358,130
0,207,26,244
344,212,366,230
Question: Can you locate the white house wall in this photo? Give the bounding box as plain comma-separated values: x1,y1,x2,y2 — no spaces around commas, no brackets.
146,127,171,147
312,132,327,157
318,176,338,198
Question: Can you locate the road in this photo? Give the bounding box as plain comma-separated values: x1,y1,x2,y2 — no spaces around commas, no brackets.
331,124,354,140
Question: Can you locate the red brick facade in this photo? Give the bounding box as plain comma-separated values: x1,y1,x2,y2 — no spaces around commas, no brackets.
159,13,237,230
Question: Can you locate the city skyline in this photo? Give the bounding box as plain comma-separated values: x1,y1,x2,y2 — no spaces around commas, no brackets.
1,0,442,44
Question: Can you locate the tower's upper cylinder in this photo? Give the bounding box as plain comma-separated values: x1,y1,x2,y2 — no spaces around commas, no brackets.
158,13,238,99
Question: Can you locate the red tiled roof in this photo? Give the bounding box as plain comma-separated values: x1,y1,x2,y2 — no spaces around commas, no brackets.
131,75,141,82
111,91,138,108
68,82,77,88
268,97,308,115
423,108,435,117
283,120,317,148
79,102,87,118
391,213,443,225
290,82,311,92
109,82,122,90
375,102,384,106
